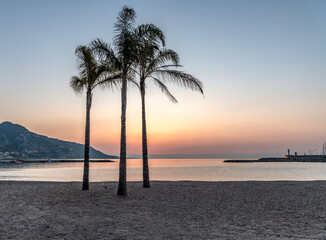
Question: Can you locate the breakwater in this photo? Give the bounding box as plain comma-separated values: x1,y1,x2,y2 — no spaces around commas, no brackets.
225,155,326,163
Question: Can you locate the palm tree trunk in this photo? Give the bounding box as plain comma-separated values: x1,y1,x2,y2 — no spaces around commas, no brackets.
82,91,92,190
141,82,150,188
117,74,127,196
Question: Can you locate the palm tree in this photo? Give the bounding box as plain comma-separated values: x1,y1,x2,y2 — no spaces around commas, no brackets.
112,6,136,196
70,45,119,190
133,42,204,188
91,6,165,196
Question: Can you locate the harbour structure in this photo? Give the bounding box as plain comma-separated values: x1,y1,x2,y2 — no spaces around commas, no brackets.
285,142,326,161
225,142,326,163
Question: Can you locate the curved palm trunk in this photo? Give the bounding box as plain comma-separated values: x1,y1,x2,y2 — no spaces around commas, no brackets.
82,91,92,190
141,82,150,188
117,74,128,196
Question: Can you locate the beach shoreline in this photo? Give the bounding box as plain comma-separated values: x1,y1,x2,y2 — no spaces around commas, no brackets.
1,181,326,239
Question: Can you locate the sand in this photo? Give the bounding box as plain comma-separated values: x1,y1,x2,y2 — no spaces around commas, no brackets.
1,181,326,239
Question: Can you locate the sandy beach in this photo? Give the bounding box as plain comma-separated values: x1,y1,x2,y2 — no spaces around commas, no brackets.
1,181,326,239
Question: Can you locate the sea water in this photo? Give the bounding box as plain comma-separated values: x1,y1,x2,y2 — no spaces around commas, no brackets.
1,159,326,182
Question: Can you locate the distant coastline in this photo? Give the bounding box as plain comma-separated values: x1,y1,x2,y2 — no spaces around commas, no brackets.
0,159,115,163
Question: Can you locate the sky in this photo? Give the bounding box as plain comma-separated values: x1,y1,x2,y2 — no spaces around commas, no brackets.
0,0,326,158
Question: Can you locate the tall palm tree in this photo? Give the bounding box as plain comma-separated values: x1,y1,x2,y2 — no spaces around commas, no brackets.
112,6,136,196
70,45,119,190
91,6,165,196
133,42,204,188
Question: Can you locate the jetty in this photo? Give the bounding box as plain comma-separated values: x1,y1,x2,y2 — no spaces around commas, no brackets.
225,146,326,163
225,155,326,163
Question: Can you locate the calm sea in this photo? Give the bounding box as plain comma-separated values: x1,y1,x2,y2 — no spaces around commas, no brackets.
1,159,326,182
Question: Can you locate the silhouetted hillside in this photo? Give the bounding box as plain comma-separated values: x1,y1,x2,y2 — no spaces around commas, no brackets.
0,121,118,159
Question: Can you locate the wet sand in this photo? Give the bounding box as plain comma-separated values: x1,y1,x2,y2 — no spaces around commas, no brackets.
1,181,326,239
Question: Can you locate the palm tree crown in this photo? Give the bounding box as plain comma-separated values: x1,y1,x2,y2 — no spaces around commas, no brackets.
135,46,203,101
70,46,119,95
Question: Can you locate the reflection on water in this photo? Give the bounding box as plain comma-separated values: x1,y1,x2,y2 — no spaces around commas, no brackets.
1,159,326,182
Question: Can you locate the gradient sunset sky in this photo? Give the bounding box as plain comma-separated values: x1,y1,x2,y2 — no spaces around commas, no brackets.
0,0,326,158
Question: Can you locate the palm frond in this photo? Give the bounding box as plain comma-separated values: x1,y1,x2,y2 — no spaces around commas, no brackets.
70,76,85,94
155,69,204,94
128,77,140,89
156,64,183,69
129,66,141,77
114,6,136,34
91,38,122,70
90,38,110,58
151,77,178,103
134,24,165,47
113,6,137,61
145,49,180,77
92,71,122,91
75,45,97,84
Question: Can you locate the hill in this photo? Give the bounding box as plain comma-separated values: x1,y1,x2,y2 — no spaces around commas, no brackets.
0,121,118,159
